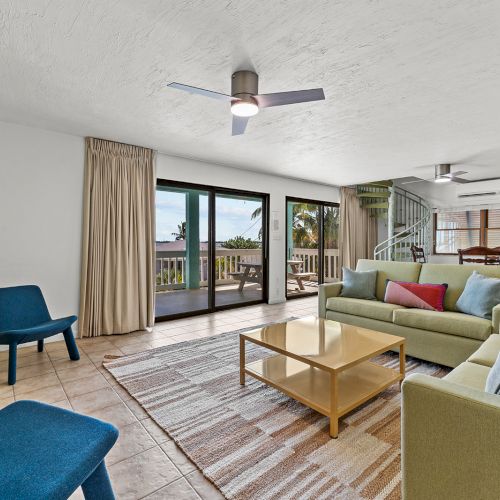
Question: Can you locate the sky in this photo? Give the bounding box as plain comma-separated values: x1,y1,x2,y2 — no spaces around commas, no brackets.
156,189,262,242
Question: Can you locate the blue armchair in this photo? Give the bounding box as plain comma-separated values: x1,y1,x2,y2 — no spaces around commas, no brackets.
0,285,80,384
0,400,119,499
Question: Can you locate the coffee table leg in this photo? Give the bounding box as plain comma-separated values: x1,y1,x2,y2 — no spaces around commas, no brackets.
329,372,338,438
239,336,245,385
399,343,406,389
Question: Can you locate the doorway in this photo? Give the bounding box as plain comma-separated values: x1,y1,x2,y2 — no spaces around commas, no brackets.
155,180,268,320
285,197,340,299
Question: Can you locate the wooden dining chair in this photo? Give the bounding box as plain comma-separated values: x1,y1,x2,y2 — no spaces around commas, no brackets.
457,246,500,265
410,245,426,263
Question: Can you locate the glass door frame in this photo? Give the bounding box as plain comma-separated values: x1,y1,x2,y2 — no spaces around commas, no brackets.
156,178,269,321
285,196,340,300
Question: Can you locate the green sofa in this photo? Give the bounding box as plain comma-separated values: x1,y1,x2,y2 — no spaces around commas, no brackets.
401,334,500,499
319,259,500,368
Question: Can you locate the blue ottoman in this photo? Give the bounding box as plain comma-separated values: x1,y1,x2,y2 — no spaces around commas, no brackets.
0,400,119,499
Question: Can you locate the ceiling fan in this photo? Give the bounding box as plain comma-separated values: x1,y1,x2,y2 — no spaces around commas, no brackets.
402,164,470,185
167,70,325,136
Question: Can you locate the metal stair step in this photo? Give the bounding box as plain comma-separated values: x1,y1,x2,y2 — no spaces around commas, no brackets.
357,192,390,199
361,180,393,188
361,202,389,209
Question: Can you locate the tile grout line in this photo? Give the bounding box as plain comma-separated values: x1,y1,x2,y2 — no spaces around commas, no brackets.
47,348,74,409
137,475,203,500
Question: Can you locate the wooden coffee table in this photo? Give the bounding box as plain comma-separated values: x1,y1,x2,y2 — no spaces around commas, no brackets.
239,316,405,438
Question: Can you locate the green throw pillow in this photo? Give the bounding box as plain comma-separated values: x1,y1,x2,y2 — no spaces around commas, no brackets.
456,271,500,320
340,267,377,300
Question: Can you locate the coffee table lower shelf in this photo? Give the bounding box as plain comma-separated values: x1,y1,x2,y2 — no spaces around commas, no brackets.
242,354,402,438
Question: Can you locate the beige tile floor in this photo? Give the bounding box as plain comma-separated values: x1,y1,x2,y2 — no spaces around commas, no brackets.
0,296,317,500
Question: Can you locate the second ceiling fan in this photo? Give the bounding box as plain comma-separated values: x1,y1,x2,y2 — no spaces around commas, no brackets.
402,164,470,184
167,70,325,136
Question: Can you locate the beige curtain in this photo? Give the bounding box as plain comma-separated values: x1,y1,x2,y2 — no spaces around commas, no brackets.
339,187,378,272
79,138,156,337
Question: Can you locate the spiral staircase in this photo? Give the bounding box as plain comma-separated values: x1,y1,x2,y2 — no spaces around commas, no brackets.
356,181,432,262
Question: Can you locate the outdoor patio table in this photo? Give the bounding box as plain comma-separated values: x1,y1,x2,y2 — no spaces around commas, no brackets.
235,262,263,291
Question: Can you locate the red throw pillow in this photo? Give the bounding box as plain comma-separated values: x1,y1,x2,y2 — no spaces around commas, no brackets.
384,280,448,312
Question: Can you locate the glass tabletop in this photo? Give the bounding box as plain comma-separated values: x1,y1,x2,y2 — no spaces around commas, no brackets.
241,316,405,372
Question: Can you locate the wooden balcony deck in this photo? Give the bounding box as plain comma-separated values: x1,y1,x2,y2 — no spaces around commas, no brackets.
155,283,263,317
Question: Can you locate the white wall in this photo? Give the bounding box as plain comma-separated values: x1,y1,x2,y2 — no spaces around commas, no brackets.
0,121,84,323
0,120,340,333
156,155,339,303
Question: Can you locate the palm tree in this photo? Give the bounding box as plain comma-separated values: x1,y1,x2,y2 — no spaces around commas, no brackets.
292,203,319,248
252,203,338,248
324,207,340,248
172,221,186,240
251,206,263,240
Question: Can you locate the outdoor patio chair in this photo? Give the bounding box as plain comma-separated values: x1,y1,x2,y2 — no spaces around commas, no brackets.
0,285,80,384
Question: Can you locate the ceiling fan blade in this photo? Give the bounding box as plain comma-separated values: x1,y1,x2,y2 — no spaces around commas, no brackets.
448,170,468,177
232,115,249,136
167,82,234,102
254,88,325,108
401,178,430,185
450,176,471,184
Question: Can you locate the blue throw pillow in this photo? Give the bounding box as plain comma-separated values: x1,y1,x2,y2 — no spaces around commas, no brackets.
340,267,377,300
485,352,500,395
456,271,500,320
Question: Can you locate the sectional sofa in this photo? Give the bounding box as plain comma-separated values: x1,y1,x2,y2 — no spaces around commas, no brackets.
401,334,500,499
319,259,500,499
319,259,500,368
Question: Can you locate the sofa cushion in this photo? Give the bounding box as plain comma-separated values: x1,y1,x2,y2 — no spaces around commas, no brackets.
356,260,421,302
468,334,500,367
393,308,492,341
384,280,447,312
326,297,405,323
456,271,500,320
340,268,377,300
418,263,500,312
443,361,490,391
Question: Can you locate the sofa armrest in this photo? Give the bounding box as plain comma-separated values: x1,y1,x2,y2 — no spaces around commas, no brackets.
401,373,500,500
318,282,343,318
493,303,500,333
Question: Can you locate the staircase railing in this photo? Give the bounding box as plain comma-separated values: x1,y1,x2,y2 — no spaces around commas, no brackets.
374,186,432,261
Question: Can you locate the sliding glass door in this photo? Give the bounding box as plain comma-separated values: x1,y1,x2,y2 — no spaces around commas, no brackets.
155,181,268,320
323,204,340,283
286,197,339,299
155,186,210,317
215,193,265,307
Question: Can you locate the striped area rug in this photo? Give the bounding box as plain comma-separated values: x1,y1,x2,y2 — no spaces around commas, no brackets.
104,324,449,500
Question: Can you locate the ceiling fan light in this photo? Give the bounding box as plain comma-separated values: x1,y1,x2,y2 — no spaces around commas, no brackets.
434,176,451,183
231,100,259,117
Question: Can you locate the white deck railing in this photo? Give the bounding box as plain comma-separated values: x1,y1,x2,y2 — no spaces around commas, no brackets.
156,248,339,290
290,248,340,283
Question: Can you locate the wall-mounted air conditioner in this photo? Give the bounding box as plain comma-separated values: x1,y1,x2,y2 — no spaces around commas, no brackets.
456,179,500,203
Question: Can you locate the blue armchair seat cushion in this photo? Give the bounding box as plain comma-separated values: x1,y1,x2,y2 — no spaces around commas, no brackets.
0,315,77,344
0,400,118,500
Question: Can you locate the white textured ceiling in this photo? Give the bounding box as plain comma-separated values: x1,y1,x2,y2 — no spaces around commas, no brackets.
1,0,500,185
